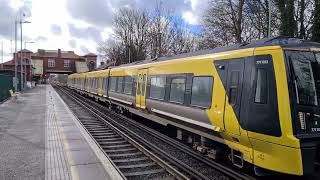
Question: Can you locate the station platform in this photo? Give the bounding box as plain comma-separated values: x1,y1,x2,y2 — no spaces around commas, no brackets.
0,85,123,180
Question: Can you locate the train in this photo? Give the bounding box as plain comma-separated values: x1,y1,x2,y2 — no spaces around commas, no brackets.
67,36,320,176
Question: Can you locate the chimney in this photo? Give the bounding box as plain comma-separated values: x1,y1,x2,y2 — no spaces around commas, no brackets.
58,49,61,58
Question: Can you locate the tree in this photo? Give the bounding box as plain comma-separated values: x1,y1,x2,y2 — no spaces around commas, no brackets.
312,0,320,41
113,8,150,63
275,0,297,37
98,1,199,66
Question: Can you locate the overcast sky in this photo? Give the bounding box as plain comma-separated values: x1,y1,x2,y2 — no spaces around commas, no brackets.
0,0,207,63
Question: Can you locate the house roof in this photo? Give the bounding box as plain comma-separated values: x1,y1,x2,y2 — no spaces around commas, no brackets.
17,49,33,53
33,49,80,59
83,53,97,57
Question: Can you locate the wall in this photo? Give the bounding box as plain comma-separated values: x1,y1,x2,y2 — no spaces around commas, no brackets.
0,74,14,102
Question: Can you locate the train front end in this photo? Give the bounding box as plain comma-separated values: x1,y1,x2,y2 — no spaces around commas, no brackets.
285,47,320,175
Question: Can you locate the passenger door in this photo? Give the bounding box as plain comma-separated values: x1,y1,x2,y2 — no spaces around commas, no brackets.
223,59,245,136
136,69,148,109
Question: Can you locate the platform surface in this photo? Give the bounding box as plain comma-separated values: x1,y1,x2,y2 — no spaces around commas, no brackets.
0,85,123,180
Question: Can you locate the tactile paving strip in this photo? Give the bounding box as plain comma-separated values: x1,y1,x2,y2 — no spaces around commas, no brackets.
45,88,71,180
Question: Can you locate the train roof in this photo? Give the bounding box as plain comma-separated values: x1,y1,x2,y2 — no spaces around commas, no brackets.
114,36,320,68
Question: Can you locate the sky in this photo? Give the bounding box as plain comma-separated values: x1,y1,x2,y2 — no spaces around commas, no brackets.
0,0,208,63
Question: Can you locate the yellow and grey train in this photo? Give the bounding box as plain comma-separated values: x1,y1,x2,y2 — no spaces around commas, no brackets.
67,37,320,176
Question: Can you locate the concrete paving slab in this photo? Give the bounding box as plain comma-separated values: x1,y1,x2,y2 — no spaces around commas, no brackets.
70,163,114,180
0,84,124,180
47,85,124,180
0,85,46,180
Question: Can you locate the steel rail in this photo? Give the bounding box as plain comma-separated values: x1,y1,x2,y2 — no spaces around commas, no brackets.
56,86,189,180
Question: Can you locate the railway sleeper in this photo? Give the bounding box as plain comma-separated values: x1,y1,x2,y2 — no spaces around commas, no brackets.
108,152,143,158
122,168,165,177
104,147,136,153
97,140,127,145
117,162,157,169
112,157,149,163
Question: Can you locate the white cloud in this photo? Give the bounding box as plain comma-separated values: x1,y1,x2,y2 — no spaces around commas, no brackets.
0,0,207,63
182,0,209,25
182,11,198,25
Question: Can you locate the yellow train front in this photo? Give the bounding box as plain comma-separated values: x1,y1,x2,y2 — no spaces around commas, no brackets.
67,37,320,176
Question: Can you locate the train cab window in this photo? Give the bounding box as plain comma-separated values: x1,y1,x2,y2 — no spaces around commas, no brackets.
191,77,213,108
117,77,124,93
124,76,133,95
254,69,267,104
109,77,117,92
149,76,166,100
169,78,186,104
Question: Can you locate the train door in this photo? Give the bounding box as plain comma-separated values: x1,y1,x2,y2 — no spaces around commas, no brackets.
223,59,245,136
136,69,148,109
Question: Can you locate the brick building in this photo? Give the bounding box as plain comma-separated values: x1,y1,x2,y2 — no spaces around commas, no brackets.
0,49,97,84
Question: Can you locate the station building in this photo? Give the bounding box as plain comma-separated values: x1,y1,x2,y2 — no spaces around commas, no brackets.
0,48,97,85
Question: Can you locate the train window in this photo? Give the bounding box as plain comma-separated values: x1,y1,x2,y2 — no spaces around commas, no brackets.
109,77,117,92
102,78,107,91
169,78,186,104
141,74,146,95
149,76,166,100
191,77,213,108
124,76,133,95
254,69,267,104
228,71,239,105
117,77,124,93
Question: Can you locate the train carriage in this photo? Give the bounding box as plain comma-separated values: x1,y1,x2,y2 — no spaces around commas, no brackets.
67,37,320,176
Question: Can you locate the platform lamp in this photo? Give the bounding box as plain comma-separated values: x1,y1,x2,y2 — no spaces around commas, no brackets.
20,20,31,91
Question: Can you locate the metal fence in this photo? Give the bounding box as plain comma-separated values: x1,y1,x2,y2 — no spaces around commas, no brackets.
0,74,14,102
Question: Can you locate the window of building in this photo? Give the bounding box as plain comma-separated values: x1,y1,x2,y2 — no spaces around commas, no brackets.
48,59,55,67
169,78,186,104
109,77,117,92
254,69,268,104
64,59,70,67
124,76,133,95
191,77,213,108
117,77,124,93
149,76,166,100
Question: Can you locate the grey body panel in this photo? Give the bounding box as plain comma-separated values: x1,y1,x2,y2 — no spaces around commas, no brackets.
109,91,135,106
146,99,212,126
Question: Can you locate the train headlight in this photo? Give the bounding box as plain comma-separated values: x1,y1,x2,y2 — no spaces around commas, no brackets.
299,112,306,130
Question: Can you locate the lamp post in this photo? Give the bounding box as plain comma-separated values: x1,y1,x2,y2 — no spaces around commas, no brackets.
20,20,31,91
14,20,18,91
24,41,34,49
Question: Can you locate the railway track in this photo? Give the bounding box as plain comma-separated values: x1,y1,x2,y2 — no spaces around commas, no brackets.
55,85,257,180
55,87,186,180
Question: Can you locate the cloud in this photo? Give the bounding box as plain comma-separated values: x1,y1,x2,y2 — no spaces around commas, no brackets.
51,24,62,35
35,35,47,42
0,0,18,38
0,0,33,39
181,0,209,25
68,24,102,42
69,39,77,48
80,45,89,54
66,0,114,26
